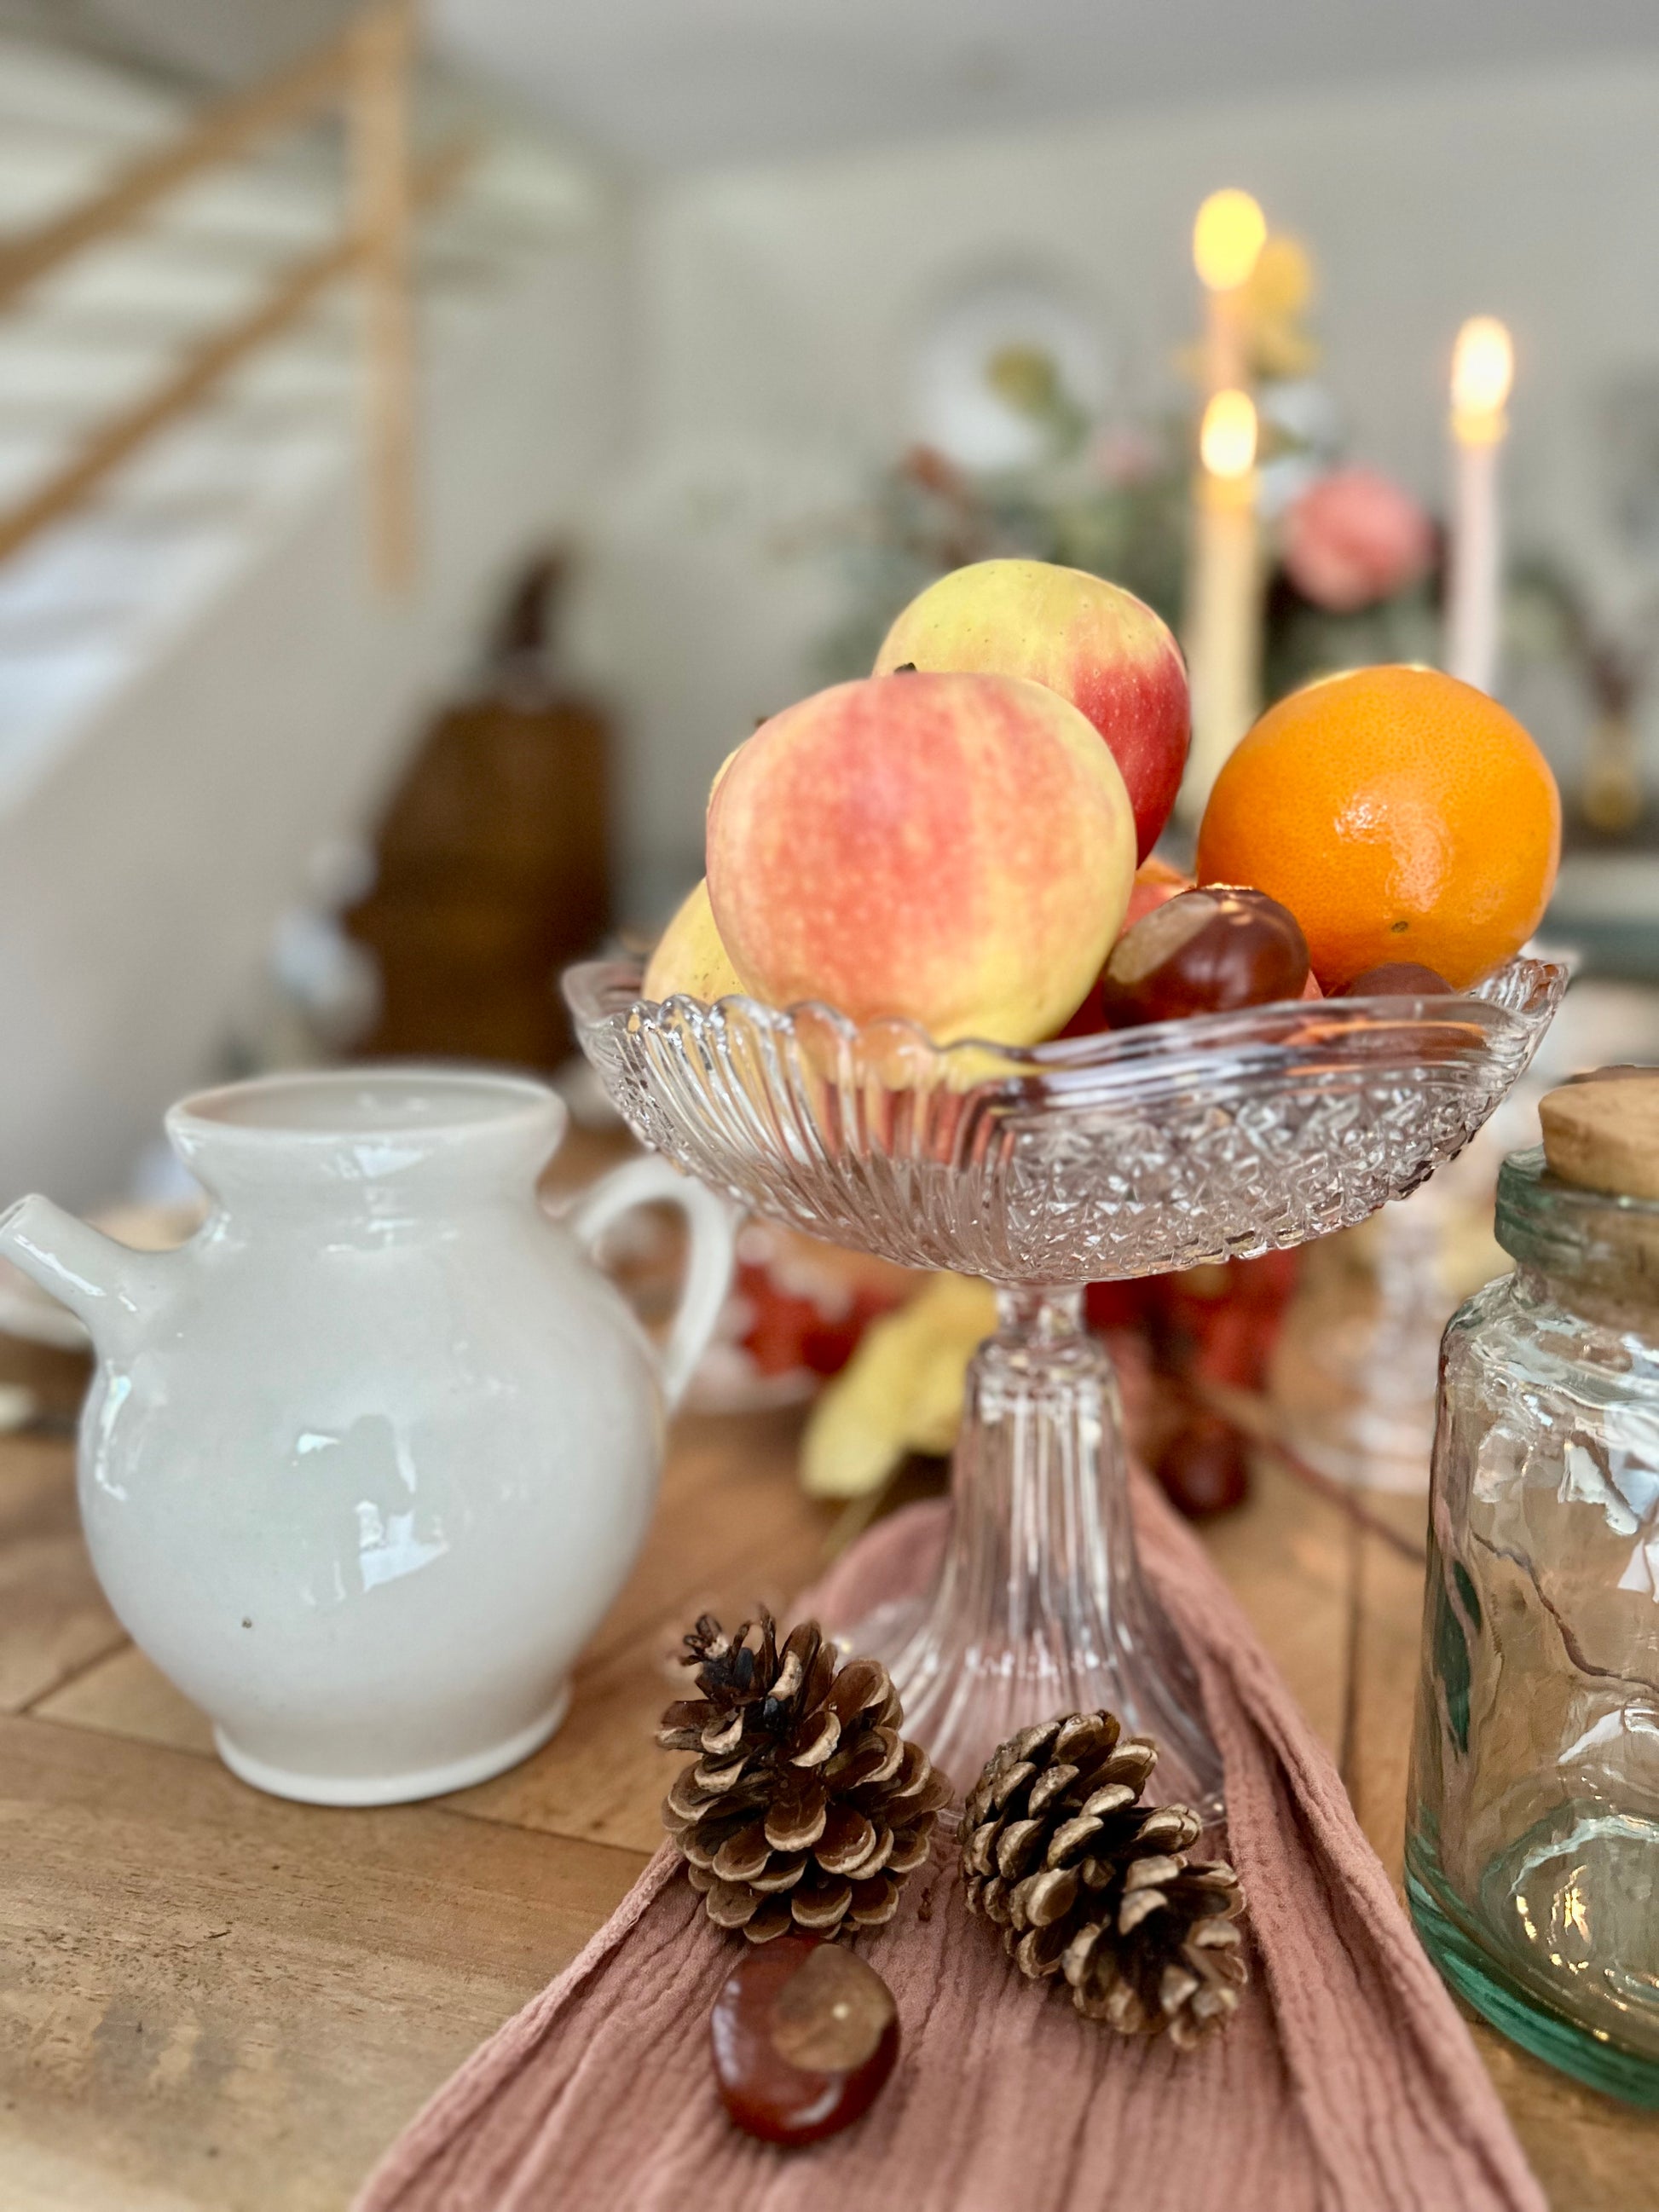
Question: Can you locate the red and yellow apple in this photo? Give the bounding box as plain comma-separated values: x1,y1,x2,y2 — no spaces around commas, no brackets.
706,670,1136,1044
642,878,744,1002
872,558,1190,861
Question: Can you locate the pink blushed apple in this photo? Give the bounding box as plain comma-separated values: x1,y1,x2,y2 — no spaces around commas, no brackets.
873,558,1190,861
706,670,1136,1046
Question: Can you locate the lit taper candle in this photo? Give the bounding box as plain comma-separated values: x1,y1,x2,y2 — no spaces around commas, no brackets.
1445,316,1514,696
1179,193,1267,823
1192,188,1267,396
1181,388,1263,819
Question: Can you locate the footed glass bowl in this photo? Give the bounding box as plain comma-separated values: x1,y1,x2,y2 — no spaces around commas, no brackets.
567,956,1564,1814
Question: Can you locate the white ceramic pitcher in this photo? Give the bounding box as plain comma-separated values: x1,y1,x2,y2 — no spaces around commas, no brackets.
0,1067,733,1806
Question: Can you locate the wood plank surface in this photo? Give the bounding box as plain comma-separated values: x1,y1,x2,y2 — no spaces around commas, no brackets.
3,1323,1656,2209
0,1436,123,1713
0,1713,642,2212
0,1339,124,1716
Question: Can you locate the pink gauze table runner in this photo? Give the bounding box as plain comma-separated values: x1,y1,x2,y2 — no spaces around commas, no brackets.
355,1476,1546,2212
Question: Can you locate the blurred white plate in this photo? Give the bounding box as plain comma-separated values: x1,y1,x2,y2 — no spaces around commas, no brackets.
909,267,1115,471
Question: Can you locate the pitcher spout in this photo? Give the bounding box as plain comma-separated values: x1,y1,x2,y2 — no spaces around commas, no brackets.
0,1194,171,1351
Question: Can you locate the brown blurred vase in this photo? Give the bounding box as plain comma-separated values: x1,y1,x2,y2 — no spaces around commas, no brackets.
347,555,611,1067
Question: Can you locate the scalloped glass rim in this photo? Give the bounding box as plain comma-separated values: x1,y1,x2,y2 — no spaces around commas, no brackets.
564,954,1566,1283
566,954,1563,1094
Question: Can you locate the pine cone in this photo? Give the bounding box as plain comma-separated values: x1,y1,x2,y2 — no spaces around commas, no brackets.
659,1612,952,1943
962,1711,1247,2049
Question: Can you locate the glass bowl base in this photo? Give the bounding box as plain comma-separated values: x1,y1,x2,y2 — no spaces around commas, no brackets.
822,1288,1225,1822
827,1583,1225,1824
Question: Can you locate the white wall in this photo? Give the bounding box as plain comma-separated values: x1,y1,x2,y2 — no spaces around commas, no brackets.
575,54,1659,914
0,229,627,1207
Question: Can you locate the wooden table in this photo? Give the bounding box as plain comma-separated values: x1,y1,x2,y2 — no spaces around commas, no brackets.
3,1331,1656,2210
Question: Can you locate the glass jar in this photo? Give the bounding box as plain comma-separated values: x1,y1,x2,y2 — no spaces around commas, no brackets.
1407,1144,1659,2105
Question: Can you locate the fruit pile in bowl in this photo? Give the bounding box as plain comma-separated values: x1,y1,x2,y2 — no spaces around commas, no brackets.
571,557,1565,1279
644,557,1563,1049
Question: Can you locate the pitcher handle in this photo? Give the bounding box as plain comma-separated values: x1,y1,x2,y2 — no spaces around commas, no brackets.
568,1157,737,1413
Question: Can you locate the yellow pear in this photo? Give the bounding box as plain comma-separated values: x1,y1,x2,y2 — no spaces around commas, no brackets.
642,878,745,1003
801,1274,998,1499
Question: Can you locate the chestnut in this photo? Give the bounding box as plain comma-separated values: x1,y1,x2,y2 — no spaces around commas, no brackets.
1337,962,1454,998
710,1935,899,2146
1155,1413,1251,1519
1099,887,1309,1030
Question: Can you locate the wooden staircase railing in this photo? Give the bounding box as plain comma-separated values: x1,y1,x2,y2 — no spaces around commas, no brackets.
0,0,471,586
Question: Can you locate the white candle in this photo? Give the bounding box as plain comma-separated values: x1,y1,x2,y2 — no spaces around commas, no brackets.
1192,188,1265,396
1445,316,1513,696
1179,193,1267,824
1181,390,1263,818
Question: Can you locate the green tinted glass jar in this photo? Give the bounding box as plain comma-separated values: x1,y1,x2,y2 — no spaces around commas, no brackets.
1407,1144,1659,2104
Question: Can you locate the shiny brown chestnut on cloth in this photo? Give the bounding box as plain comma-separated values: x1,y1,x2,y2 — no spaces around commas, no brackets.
1100,887,1309,1029
711,1934,899,2146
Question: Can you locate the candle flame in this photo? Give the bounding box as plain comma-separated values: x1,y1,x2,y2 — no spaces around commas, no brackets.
1194,190,1267,292
1451,316,1514,425
1200,390,1257,478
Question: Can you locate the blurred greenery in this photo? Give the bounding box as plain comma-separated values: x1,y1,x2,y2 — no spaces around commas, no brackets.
813,422,1192,685
810,317,1474,725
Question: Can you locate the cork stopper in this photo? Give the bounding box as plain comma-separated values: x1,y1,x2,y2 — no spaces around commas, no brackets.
1540,1072,1659,1199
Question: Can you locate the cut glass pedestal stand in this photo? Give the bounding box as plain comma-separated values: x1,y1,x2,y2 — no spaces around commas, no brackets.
568,956,1564,1820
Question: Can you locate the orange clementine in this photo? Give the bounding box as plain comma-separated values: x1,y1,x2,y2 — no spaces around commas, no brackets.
1194,666,1560,990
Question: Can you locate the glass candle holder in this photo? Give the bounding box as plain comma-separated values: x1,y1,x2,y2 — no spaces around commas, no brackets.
1408,1145,1659,2105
